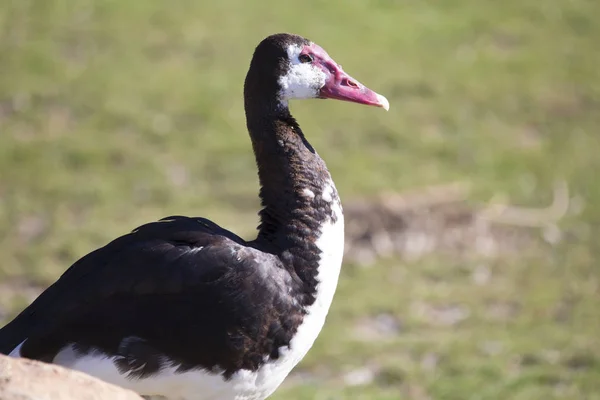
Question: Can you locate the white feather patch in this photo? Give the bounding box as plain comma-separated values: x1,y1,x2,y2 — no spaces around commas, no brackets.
278,44,326,101
301,188,316,199
8,340,25,357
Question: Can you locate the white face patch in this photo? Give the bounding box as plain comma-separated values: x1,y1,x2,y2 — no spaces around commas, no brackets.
278,44,327,103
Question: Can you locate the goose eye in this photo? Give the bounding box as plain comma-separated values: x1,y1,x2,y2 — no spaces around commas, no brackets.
298,54,313,63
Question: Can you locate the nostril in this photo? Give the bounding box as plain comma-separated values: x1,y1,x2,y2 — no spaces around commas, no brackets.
343,78,359,88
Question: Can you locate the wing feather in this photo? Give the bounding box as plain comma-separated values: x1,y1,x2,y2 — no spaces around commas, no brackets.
0,217,291,379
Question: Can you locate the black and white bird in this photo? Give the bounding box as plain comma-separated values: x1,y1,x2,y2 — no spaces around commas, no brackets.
0,33,388,400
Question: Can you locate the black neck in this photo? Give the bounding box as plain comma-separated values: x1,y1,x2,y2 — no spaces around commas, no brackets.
245,96,332,250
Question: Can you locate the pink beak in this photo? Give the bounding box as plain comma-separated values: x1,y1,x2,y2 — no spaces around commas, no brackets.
303,43,389,111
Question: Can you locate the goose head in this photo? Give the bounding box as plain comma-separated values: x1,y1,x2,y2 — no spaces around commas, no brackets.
245,33,389,111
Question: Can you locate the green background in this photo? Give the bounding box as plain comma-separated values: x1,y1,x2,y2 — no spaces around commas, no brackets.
1,0,599,398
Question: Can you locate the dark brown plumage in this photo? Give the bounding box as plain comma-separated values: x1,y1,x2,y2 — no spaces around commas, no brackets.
0,33,337,379
0,32,387,400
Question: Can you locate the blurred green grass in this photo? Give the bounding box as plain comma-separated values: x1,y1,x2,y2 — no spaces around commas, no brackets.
1,0,599,399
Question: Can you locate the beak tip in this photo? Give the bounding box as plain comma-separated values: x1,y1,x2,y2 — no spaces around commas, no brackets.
376,93,390,111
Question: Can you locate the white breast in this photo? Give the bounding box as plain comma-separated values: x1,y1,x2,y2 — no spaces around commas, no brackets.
250,179,344,398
